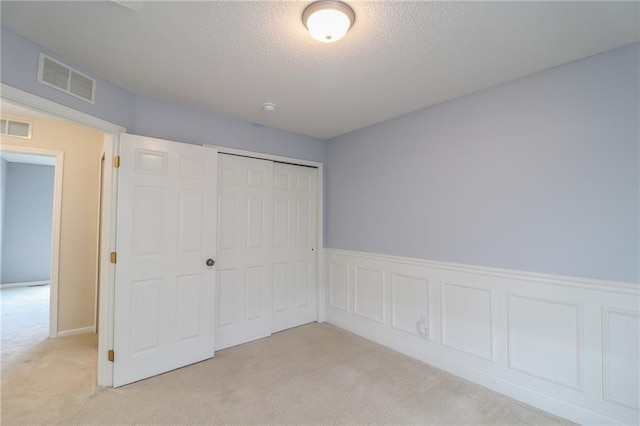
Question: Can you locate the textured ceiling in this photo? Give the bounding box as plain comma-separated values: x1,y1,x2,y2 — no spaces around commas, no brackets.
2,1,639,140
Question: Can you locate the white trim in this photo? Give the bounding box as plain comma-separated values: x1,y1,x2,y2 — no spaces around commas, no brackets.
57,326,95,338
205,143,326,324
0,144,63,339
316,165,325,323
0,280,50,289
97,134,119,387
328,248,639,293
94,154,104,334
1,84,126,133
325,248,640,425
204,145,321,168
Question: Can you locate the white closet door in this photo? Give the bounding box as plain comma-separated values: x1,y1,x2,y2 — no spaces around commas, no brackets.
113,134,218,387
272,163,317,333
215,154,273,350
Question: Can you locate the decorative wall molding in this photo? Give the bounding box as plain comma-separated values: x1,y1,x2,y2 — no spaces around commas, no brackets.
507,293,583,391
325,248,640,425
327,249,639,294
328,262,348,312
602,307,640,410
390,272,429,338
354,266,384,324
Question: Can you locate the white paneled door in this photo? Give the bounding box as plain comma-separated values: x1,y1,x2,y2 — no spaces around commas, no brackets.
113,134,218,387
215,154,274,350
272,163,317,332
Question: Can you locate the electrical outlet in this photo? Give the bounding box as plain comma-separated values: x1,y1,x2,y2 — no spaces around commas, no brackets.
416,316,429,339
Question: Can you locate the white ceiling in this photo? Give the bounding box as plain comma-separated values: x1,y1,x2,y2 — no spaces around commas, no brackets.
2,1,639,140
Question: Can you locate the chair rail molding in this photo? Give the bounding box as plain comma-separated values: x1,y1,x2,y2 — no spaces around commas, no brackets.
324,248,640,425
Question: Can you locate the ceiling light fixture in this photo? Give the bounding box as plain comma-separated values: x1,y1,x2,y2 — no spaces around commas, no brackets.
263,102,277,112
302,1,355,43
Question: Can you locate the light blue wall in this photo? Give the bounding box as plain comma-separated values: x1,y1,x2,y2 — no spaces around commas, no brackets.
0,26,327,163
134,96,326,163
1,163,55,284
326,43,640,283
3,26,637,282
1,27,137,130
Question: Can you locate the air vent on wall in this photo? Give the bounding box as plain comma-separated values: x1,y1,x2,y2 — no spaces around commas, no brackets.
37,53,96,103
1,118,32,139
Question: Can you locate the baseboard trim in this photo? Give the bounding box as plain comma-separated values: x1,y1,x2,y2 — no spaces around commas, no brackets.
0,280,50,289
57,326,95,338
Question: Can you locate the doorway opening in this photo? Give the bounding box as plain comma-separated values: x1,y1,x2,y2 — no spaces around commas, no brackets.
0,150,57,363
0,100,107,374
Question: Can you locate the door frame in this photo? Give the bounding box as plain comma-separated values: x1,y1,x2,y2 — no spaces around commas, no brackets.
205,145,326,324
0,84,126,387
0,144,63,339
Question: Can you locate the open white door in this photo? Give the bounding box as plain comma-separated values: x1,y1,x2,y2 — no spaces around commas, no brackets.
112,134,217,387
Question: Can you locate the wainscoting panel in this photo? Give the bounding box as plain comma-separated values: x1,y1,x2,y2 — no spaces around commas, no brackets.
441,282,493,360
354,267,384,324
602,308,640,410
391,273,429,337
325,248,640,425
507,294,582,390
328,262,348,312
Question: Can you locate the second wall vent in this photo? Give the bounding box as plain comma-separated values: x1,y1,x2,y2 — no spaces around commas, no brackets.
38,53,96,104
1,118,32,139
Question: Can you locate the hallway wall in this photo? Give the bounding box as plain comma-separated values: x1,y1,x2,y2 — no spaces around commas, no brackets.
1,162,54,284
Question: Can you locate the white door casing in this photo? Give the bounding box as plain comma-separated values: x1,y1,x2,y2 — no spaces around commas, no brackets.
113,134,218,387
215,154,274,350
272,163,318,332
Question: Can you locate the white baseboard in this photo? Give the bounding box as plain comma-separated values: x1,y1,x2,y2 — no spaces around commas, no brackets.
325,248,639,425
57,326,95,338
0,280,50,289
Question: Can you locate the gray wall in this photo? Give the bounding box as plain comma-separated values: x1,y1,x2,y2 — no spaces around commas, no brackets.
3,25,638,282
326,43,639,283
1,27,137,131
1,26,327,164
134,96,326,163
1,163,55,284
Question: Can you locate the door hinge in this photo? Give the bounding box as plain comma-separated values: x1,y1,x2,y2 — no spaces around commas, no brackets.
110,252,117,264
113,156,120,168
108,350,115,362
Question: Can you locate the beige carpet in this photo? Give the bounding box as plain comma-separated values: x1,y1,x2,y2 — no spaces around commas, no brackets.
1,284,50,364
1,288,572,425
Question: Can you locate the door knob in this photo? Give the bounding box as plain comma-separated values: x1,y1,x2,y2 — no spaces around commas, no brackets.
206,259,215,267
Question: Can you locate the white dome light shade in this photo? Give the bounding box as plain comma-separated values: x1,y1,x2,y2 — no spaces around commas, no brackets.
303,1,355,43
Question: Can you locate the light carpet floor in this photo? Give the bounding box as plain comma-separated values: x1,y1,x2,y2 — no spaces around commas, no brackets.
1,284,50,365
1,287,572,425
